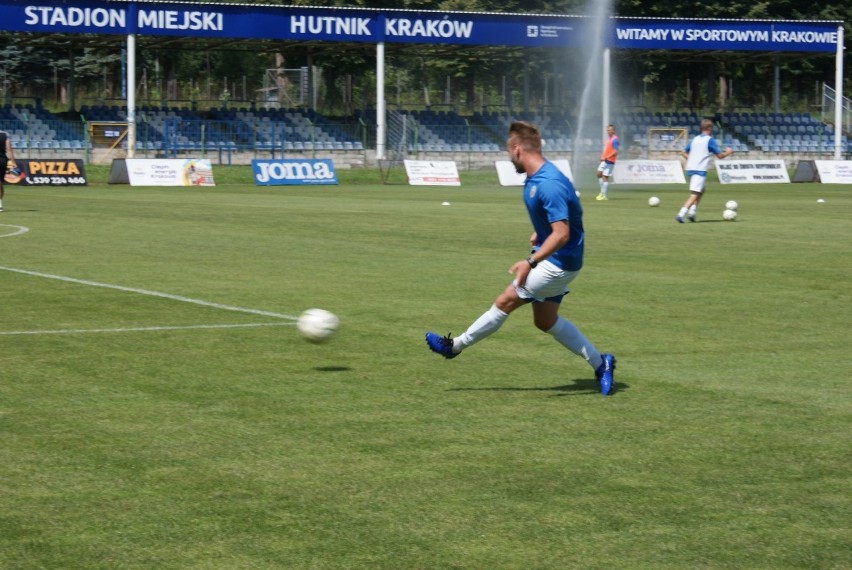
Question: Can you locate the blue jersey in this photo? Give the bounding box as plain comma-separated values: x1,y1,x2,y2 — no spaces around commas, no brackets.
523,161,584,271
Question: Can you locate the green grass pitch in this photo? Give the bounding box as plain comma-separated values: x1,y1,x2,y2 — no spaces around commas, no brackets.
1,166,849,569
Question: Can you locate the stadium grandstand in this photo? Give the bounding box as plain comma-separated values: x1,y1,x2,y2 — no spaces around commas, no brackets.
2,101,849,167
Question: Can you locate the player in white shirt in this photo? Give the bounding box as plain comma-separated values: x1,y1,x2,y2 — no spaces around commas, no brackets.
676,119,733,223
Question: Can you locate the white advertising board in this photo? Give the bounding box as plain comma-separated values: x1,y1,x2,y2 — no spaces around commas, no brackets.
814,160,852,184
125,159,215,186
403,160,461,186
612,160,686,184
494,159,574,186
716,160,790,183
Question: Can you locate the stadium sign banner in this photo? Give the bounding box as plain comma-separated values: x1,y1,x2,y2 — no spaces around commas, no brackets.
495,159,574,186
716,160,791,184
4,0,584,46
0,1,837,51
125,158,214,186
613,20,838,53
4,159,87,186
612,160,686,184
252,159,338,186
814,160,852,184
404,160,461,186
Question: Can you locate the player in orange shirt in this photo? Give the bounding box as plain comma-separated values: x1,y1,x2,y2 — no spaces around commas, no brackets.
595,124,619,201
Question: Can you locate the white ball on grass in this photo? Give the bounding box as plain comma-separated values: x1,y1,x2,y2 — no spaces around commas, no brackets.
648,196,660,207
725,200,738,211
297,308,339,343
722,209,738,221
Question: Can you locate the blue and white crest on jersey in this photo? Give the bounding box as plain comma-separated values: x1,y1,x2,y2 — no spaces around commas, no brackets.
530,185,537,197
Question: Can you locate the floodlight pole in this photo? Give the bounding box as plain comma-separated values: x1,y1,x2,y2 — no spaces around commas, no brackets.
834,25,844,161
376,40,386,160
602,47,611,141
126,33,136,158
126,2,138,159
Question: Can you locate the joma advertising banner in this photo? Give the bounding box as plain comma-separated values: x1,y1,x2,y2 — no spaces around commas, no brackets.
252,159,338,186
612,160,686,184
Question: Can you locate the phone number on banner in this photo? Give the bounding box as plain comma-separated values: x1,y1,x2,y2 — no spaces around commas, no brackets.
27,176,88,185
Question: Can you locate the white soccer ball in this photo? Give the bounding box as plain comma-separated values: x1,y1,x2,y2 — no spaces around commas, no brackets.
725,200,738,211
297,308,339,343
648,196,660,207
723,209,738,221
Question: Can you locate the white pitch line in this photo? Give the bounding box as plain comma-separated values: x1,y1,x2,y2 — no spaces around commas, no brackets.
0,265,298,320
0,224,30,238
0,322,295,336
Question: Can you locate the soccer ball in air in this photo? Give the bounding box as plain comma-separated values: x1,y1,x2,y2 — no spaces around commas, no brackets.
648,196,661,207
725,200,738,211
722,209,738,221
297,308,339,343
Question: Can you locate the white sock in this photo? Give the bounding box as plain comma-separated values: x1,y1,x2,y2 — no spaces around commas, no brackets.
455,304,509,352
0,198,3,209
688,205,697,216
601,181,608,196
598,179,604,193
547,317,602,369
678,206,688,217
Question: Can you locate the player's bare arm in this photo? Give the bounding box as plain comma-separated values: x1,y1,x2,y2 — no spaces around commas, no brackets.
510,220,569,285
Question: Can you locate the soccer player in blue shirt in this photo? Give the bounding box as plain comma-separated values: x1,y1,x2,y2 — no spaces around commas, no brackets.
426,121,616,396
676,118,733,222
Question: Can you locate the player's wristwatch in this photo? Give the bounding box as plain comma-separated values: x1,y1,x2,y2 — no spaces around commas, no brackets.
526,256,538,268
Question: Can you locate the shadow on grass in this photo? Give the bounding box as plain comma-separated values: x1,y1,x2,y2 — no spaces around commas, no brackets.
313,366,352,372
448,378,628,397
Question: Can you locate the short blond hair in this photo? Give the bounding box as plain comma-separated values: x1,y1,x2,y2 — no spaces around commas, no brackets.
700,119,714,132
508,121,542,153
